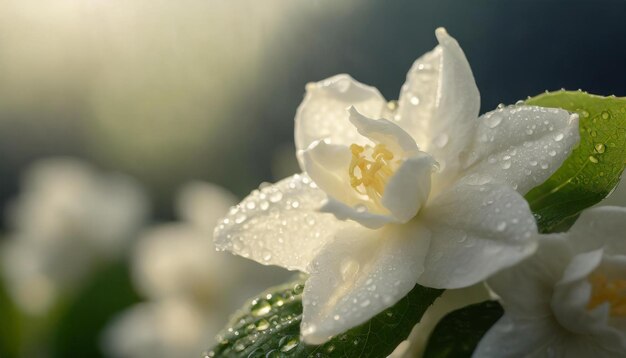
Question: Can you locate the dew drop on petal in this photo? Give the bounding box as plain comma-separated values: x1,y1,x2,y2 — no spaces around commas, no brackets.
485,114,502,128
433,133,449,148
340,259,360,282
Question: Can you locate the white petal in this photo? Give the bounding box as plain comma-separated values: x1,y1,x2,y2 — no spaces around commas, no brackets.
316,151,436,229
487,235,572,319
397,28,480,181
567,206,626,255
214,174,359,272
473,315,562,358
417,181,538,289
348,107,419,154
382,152,435,222
300,223,430,344
320,197,394,229
294,74,386,163
459,104,579,195
301,140,357,206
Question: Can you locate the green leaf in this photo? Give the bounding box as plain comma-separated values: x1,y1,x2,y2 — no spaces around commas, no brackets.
0,275,20,358
49,261,140,358
208,278,442,357
423,301,503,358
525,91,626,232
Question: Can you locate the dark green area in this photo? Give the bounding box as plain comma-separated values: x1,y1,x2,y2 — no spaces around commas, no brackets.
209,279,442,357
49,261,140,358
525,91,626,232
0,275,19,358
423,301,503,358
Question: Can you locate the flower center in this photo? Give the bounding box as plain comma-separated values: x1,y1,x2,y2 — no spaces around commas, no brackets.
348,143,395,203
587,272,626,317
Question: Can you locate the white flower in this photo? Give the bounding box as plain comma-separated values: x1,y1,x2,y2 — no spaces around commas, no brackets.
214,28,579,344
475,206,626,357
1,158,148,314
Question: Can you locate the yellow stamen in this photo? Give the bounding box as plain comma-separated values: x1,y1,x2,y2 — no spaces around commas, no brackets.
349,143,395,202
587,272,626,317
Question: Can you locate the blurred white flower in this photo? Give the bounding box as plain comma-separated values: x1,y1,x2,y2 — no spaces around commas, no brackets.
475,206,626,357
215,28,579,344
104,182,290,358
1,158,148,314
103,298,217,358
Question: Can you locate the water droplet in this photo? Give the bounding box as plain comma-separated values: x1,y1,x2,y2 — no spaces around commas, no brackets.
540,163,549,170
333,314,340,321
496,221,507,232
601,111,610,119
279,336,299,352
256,319,270,331
234,343,246,352
340,259,360,281
360,299,371,307
269,191,283,203
554,133,564,142
410,96,420,106
434,133,449,148
293,283,304,295
355,204,367,213
501,161,511,169
235,213,247,224
387,100,398,111
548,150,557,157
594,143,606,154
251,300,271,317
589,155,599,164
291,200,300,209
259,200,270,210
581,110,590,118
262,251,272,262
485,114,502,128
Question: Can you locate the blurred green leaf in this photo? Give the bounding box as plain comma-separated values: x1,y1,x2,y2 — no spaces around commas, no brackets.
423,301,503,358
0,275,19,358
50,261,140,358
525,91,626,232
209,278,442,357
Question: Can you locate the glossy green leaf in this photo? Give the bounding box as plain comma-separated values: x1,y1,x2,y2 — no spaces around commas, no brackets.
525,91,626,232
208,278,442,357
423,301,503,358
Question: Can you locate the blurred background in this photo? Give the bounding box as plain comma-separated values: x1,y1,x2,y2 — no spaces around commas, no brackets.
0,0,625,357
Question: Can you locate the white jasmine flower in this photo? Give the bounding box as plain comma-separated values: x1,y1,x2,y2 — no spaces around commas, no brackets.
475,206,626,357
215,28,579,343
1,158,148,314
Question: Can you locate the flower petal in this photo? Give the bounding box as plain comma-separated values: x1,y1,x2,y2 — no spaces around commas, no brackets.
382,152,436,222
472,315,562,357
487,236,573,319
300,223,430,344
301,140,357,206
417,181,538,289
397,28,480,181
294,74,386,163
213,174,359,272
459,104,579,195
348,107,419,154
567,206,626,255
